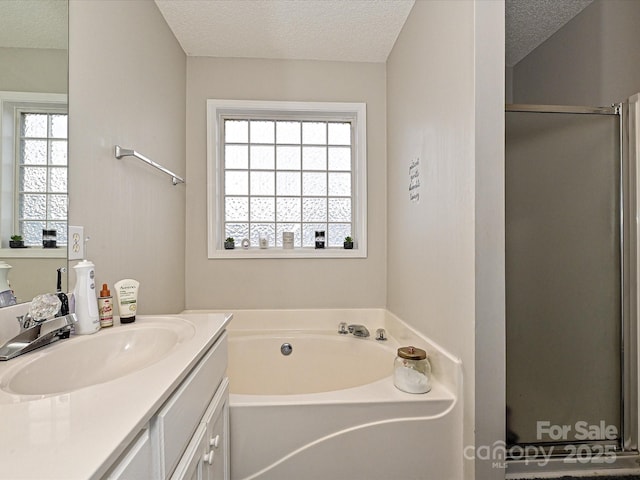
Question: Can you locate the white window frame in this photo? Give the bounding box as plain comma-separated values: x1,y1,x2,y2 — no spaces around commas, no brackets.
206,99,367,259
0,91,68,253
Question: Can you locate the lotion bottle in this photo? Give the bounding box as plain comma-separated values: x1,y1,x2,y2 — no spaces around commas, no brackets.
114,278,139,324
72,260,100,334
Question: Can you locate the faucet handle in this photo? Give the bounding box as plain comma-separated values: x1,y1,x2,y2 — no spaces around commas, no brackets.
338,322,349,334
375,328,387,341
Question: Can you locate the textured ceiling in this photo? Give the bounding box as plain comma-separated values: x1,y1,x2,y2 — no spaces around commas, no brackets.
506,0,593,67
154,0,415,63
0,0,67,49
156,0,595,66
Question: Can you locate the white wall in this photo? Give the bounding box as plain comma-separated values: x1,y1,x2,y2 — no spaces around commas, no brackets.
68,0,186,314
513,0,640,105
185,57,387,310
386,1,504,479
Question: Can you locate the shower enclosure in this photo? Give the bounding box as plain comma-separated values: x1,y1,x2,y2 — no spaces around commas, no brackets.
505,99,640,475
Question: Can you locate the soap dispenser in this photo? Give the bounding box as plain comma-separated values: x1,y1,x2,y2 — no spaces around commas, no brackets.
72,260,100,334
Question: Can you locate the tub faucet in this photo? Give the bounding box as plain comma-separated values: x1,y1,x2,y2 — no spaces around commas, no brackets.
348,324,370,338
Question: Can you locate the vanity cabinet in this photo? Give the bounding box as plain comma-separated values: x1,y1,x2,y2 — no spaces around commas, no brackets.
106,331,229,480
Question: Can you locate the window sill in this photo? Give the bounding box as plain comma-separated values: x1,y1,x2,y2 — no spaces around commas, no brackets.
209,247,366,259
0,247,66,259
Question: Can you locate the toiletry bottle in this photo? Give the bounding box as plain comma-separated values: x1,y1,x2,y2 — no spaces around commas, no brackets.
98,283,114,328
72,260,100,334
114,279,139,324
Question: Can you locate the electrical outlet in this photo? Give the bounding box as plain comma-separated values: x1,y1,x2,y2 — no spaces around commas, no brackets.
68,226,84,260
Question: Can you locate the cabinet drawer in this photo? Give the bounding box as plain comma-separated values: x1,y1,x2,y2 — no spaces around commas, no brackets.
152,332,228,479
106,428,152,480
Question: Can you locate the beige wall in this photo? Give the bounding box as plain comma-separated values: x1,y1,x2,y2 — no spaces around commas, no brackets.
513,0,640,105
68,0,186,314
0,47,67,94
387,1,504,479
185,57,386,310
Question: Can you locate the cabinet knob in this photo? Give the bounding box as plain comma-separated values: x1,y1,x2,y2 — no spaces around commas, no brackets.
209,434,220,449
203,450,215,465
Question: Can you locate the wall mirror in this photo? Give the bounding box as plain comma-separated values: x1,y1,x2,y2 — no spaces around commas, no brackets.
0,0,68,305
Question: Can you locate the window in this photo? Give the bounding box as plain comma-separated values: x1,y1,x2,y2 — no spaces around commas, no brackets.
17,110,68,246
0,92,68,249
207,100,367,258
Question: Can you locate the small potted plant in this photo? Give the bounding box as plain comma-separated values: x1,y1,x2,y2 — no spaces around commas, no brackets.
9,235,24,248
224,237,235,250
343,236,354,249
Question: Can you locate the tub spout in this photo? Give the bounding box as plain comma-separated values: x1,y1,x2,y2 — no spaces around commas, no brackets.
348,324,370,338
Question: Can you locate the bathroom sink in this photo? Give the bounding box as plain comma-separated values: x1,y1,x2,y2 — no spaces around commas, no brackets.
0,319,195,396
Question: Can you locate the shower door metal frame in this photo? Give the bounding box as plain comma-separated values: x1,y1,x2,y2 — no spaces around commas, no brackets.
505,102,640,476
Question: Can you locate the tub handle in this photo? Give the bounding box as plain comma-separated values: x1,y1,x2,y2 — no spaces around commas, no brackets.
376,328,387,341
338,322,349,334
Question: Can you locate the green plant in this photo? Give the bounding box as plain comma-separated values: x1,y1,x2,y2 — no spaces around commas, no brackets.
344,236,353,243
10,235,22,241
225,237,234,244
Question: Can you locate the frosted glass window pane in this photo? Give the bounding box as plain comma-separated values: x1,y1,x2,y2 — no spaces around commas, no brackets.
250,223,275,247
302,147,326,170
22,114,47,137
328,122,351,145
328,172,351,196
50,115,67,138
250,197,275,222
48,167,67,193
328,198,351,222
250,171,274,195
225,197,248,221
47,194,68,219
328,224,352,247
328,147,351,171
276,171,300,196
49,222,67,244
20,194,46,219
21,140,47,164
276,197,301,222
302,172,326,196
250,146,275,169
50,140,68,165
21,221,46,245
250,121,274,144
276,121,300,144
302,122,326,144
225,145,248,169
225,120,248,143
302,223,326,247
303,197,327,222
225,223,249,243
276,146,301,170
225,171,248,195
21,166,46,192
276,223,302,247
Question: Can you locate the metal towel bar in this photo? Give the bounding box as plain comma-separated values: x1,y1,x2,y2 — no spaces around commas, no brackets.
114,145,185,185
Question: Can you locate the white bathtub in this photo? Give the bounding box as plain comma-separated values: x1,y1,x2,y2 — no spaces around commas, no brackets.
223,308,463,480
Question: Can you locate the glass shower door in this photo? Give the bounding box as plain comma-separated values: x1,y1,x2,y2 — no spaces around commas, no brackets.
506,107,621,452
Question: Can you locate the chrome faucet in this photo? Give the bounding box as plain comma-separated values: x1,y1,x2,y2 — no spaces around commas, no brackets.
347,324,370,338
0,313,77,361
0,292,78,361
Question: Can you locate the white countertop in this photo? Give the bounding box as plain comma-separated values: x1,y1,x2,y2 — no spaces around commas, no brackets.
0,312,231,480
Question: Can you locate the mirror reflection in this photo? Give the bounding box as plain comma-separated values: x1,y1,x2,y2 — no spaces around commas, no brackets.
0,0,68,304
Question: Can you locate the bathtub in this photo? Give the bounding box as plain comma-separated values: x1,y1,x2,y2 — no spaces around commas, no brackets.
224,308,463,480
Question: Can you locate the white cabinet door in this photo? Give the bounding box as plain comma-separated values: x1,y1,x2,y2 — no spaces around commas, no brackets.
170,424,207,480
202,379,229,480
